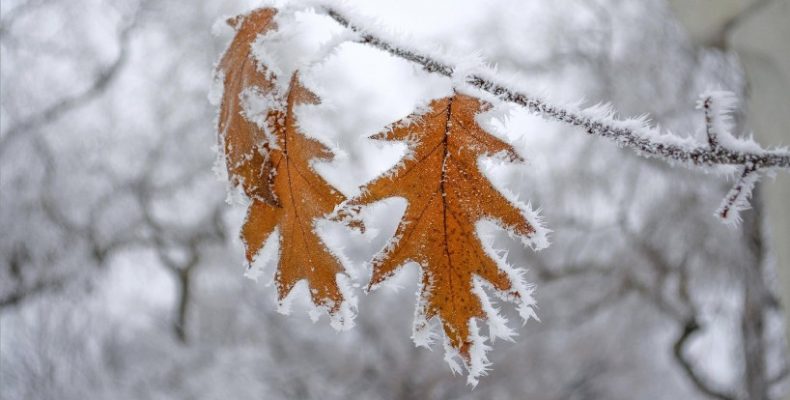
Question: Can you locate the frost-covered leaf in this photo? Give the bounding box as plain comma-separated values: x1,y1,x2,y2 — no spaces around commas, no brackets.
217,8,280,205
217,8,354,329
239,74,355,329
339,94,547,384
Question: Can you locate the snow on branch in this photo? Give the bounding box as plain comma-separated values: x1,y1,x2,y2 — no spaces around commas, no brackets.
696,91,764,225
716,166,759,226
320,5,790,224
696,90,756,153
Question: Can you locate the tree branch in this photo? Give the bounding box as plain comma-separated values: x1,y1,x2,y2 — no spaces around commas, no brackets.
707,0,776,49
0,4,141,157
322,7,790,173
673,319,738,400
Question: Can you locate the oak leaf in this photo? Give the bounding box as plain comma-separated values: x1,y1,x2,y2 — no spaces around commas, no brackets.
217,9,354,328
340,94,545,383
217,8,280,205
240,74,354,329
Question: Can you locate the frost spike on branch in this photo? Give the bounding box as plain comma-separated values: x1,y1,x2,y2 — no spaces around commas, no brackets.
321,5,790,223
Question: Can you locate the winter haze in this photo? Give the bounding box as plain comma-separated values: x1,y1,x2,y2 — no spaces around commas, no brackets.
1,0,788,399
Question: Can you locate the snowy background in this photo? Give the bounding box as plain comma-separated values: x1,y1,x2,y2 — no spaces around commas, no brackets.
1,0,788,399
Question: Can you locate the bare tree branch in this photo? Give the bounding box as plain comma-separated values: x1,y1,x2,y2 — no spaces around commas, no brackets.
707,0,776,49
135,153,227,343
673,318,738,400
0,3,141,157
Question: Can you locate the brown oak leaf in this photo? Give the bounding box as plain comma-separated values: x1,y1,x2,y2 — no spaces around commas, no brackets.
217,8,280,205
217,9,354,328
239,74,355,329
340,94,545,383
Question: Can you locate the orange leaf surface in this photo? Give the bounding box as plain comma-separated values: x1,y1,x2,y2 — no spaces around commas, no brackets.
217,9,353,328
341,94,543,381
217,8,280,205
240,74,353,328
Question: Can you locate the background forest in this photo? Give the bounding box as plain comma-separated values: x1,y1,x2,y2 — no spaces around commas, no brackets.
1,0,789,399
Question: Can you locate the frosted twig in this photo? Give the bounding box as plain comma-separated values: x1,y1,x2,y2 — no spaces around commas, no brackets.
702,96,721,149
696,92,762,225
321,6,789,224
716,166,760,225
322,7,789,171
696,91,740,150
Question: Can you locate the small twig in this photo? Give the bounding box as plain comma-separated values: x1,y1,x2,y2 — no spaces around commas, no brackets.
716,166,759,225
702,96,721,149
